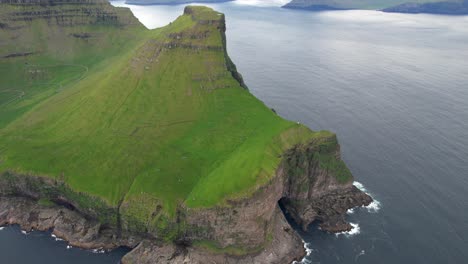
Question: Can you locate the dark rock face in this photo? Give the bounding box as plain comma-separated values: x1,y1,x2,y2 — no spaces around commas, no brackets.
280,140,372,232
0,0,139,28
184,171,285,250
181,136,372,251
0,197,141,249
0,172,120,227
0,135,372,263
280,187,372,232
383,0,468,15
0,192,306,263
121,207,305,264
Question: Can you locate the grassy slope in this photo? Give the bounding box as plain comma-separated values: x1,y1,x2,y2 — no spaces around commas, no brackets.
0,4,350,230
284,0,447,10
0,2,146,128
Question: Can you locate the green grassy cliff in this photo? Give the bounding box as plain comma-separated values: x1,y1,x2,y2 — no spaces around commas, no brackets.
0,0,353,245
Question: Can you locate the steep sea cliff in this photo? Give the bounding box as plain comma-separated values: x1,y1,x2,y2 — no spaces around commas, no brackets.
0,1,371,263
0,132,371,263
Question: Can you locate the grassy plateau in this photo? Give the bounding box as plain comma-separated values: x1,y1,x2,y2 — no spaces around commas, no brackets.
0,1,351,237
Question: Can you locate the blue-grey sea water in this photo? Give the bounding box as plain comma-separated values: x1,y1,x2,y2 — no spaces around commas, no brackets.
1,1,467,263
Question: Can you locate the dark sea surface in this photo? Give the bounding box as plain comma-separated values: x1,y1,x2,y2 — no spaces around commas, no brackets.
2,1,468,263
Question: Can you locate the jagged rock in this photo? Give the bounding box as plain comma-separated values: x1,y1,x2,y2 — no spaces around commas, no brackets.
122,207,305,264
280,138,372,232
0,197,141,249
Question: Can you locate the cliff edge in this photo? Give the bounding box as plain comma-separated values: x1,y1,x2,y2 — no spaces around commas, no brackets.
0,2,371,263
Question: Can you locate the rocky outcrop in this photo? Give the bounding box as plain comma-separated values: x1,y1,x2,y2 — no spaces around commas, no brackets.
0,172,120,226
280,137,372,232
280,187,371,232
0,196,140,250
180,134,372,252
184,171,285,250
121,207,304,264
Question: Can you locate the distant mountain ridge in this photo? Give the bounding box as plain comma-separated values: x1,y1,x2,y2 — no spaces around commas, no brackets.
283,0,468,14
123,0,232,5
383,0,468,14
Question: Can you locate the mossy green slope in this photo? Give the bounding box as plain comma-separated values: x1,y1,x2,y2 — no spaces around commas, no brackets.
0,0,146,128
0,1,351,232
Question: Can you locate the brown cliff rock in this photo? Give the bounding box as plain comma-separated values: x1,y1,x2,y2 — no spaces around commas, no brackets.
0,134,372,263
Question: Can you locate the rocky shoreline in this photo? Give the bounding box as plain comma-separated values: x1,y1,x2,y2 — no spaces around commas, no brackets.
0,197,140,250
0,197,305,263
0,133,372,264
0,138,372,263
0,187,369,263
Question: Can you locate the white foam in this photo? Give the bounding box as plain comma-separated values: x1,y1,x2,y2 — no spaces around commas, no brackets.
66,245,72,249
353,181,367,192
352,181,381,213
92,248,106,254
21,230,29,235
51,233,63,241
365,199,381,213
292,240,313,264
0,227,4,231
347,208,355,214
335,223,360,238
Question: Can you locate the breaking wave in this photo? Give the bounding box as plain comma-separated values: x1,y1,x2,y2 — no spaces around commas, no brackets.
0,227,4,231
353,181,381,213
335,223,360,237
365,199,381,213
51,233,64,241
292,240,313,264
92,248,106,254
